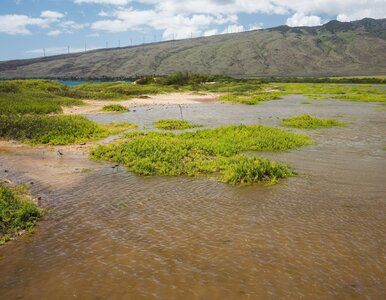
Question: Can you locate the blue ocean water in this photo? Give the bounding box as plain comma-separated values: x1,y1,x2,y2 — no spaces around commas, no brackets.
59,80,131,87
59,80,103,87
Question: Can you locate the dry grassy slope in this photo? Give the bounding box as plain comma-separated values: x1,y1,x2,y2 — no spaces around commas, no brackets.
1,18,385,79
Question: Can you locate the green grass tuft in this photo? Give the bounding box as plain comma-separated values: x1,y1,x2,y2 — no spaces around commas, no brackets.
154,119,200,130
90,124,312,185
282,114,346,129
101,104,128,112
0,182,41,244
219,91,281,105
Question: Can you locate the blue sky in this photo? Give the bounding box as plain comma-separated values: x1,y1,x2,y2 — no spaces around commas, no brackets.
0,0,385,61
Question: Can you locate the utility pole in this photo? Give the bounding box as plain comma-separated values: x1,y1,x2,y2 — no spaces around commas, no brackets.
179,104,184,121
43,48,46,57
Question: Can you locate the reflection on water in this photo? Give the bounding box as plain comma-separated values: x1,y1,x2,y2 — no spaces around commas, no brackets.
0,96,385,299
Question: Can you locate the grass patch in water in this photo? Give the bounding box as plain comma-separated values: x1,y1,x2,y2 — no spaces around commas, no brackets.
0,181,41,245
332,94,386,102
101,104,128,112
275,83,386,103
219,92,281,105
154,119,200,130
90,124,313,185
0,115,137,145
282,114,346,129
195,81,385,104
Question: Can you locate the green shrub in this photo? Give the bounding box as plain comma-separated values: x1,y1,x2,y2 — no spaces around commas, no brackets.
282,114,346,129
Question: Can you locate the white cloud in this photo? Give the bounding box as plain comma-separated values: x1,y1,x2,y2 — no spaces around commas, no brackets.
203,29,218,37
74,0,130,4
60,20,86,30
41,10,65,19
91,7,240,39
286,13,322,27
139,0,386,20
47,30,62,36
88,32,100,37
223,24,244,34
0,14,49,35
87,0,385,41
249,24,262,31
336,7,386,22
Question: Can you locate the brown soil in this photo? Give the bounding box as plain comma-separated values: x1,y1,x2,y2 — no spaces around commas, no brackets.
62,92,220,115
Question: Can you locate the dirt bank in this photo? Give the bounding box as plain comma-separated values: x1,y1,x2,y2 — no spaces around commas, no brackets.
63,92,220,115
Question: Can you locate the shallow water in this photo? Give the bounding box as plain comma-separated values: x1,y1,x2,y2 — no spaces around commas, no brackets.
0,96,385,299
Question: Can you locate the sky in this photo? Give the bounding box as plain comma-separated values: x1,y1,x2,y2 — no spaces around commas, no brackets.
0,0,385,61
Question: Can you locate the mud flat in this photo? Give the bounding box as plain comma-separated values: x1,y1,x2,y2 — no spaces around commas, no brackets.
62,92,220,115
0,96,385,299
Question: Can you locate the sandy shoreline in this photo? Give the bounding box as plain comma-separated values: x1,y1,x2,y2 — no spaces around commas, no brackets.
63,92,220,115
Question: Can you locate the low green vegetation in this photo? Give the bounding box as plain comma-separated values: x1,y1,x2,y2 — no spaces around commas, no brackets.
0,115,137,145
274,83,386,103
90,124,313,185
0,80,83,114
104,122,138,132
101,104,128,112
154,119,199,130
282,114,346,129
0,80,139,145
1,79,384,115
219,92,281,105
182,78,385,105
0,181,41,244
72,82,175,100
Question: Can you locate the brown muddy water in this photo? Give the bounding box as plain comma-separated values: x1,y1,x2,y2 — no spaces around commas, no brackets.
0,96,385,299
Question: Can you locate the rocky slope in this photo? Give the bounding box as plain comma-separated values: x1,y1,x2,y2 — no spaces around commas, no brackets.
0,18,385,79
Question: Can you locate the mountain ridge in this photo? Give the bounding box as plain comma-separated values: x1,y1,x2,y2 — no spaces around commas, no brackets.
1,18,385,79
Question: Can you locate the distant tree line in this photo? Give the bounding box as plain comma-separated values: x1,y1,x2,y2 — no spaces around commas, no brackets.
2,73,385,84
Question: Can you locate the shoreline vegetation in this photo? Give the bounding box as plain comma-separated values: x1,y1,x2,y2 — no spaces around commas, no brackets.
0,74,384,184
0,115,137,145
0,179,42,245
